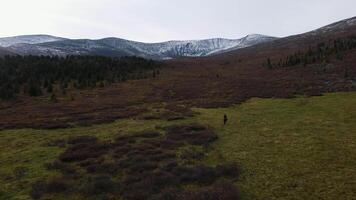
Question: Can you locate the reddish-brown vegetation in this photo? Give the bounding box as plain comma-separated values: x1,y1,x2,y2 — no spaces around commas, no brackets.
36,124,240,199
1,25,356,129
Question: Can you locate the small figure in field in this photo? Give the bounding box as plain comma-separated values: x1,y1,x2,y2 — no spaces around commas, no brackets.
224,114,228,125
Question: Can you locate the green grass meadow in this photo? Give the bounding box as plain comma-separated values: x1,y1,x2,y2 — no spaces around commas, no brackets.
1,92,356,200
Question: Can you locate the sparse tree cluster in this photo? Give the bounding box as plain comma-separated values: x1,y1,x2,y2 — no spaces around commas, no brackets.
0,55,160,100
263,36,356,69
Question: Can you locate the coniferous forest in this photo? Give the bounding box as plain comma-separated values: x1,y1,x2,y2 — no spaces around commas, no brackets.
264,36,356,69
0,55,160,100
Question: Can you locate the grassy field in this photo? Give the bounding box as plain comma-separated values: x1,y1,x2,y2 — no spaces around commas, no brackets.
197,92,356,200
1,92,356,199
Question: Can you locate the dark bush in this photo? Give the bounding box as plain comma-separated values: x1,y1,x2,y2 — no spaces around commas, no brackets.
128,142,158,152
165,124,218,146
59,142,109,162
153,187,183,200
115,135,136,145
79,158,104,167
172,166,196,183
30,177,69,199
181,181,240,200
172,165,218,184
67,135,98,145
86,164,103,174
86,162,120,174
192,165,217,184
45,176,68,193
45,161,78,176
165,124,206,134
157,139,182,150
140,147,164,156
113,145,133,157
30,180,46,199
148,151,176,162
216,162,240,179
185,124,207,132
127,161,158,173
161,161,179,172
133,131,161,138
121,171,177,200
149,170,178,187
83,175,118,195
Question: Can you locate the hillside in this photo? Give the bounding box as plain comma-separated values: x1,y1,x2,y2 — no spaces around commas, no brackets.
0,47,15,57
0,17,355,129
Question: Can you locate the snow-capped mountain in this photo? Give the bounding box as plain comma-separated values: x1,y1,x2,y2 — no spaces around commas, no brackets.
2,17,356,59
0,35,66,47
2,34,276,59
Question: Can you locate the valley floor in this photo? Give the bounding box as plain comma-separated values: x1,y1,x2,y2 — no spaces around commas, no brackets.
1,92,356,200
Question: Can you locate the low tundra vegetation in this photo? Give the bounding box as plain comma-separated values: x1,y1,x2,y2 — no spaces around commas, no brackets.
32,124,240,200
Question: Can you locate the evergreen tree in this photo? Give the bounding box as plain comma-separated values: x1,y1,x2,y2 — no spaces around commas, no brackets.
267,58,272,69
0,55,160,100
49,93,58,103
28,83,42,97
47,84,53,93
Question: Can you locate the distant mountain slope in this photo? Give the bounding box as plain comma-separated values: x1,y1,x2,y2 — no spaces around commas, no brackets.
314,16,356,34
4,34,276,59
0,35,66,47
203,16,356,62
0,47,15,57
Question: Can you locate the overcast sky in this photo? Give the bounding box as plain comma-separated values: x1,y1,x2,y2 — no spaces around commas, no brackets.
0,0,355,42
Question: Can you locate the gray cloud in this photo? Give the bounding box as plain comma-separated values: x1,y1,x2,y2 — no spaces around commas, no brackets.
0,0,355,42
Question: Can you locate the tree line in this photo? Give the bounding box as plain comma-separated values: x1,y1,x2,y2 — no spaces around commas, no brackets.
0,55,160,100
263,36,356,69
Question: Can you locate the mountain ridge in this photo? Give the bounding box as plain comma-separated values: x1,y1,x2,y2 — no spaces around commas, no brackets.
0,34,66,47
1,16,356,59
0,34,276,59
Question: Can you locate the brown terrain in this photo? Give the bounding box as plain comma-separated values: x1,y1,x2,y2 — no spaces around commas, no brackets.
1,17,356,129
